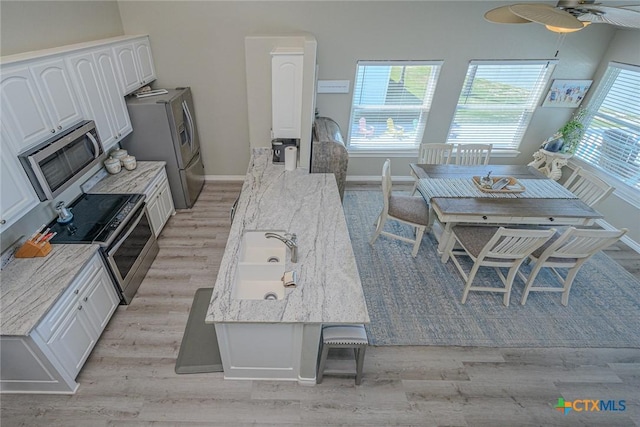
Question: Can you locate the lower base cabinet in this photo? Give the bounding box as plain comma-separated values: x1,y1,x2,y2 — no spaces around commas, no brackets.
0,252,119,394
145,168,175,237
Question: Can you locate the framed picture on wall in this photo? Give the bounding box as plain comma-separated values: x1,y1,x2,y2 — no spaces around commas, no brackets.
542,79,593,108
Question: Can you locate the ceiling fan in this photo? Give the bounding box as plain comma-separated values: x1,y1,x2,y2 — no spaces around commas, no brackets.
485,0,640,33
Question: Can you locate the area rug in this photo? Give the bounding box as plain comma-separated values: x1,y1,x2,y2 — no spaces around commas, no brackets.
343,190,640,348
175,288,223,374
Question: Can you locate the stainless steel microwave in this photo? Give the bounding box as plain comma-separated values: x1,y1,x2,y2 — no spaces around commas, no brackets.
19,120,106,201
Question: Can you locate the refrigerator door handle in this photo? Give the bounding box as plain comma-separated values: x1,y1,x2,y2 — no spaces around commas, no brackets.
182,100,195,152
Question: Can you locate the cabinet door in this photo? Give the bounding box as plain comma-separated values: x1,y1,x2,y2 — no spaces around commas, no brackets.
81,266,120,335
134,40,156,85
158,182,175,227
94,49,132,149
67,52,117,150
146,193,165,237
46,303,96,379
0,131,39,230
29,58,83,135
113,43,141,95
272,52,303,139
0,65,54,152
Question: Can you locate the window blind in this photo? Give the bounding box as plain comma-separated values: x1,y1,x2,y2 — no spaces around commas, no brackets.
575,63,640,190
347,61,442,151
447,60,556,150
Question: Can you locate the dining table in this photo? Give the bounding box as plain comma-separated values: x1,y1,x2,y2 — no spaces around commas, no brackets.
410,164,604,262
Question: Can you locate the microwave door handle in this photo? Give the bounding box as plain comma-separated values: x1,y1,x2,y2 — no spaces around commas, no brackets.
86,132,100,159
182,100,195,151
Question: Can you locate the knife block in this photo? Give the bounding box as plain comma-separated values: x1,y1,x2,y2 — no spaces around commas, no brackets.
15,240,52,258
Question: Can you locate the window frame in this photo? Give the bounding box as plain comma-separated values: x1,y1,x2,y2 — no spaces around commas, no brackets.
346,60,443,153
573,62,640,201
446,59,557,152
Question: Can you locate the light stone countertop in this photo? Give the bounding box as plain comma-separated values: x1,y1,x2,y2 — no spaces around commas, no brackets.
88,161,166,194
0,244,100,336
206,148,370,324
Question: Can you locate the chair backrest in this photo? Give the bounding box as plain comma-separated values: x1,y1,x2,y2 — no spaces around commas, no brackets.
418,143,453,165
536,227,628,265
478,227,556,262
563,167,614,207
456,143,492,165
359,117,367,131
381,159,393,213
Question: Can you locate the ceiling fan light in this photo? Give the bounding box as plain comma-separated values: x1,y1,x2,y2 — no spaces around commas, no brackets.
545,23,586,33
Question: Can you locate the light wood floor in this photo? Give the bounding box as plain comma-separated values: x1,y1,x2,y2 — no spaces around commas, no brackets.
2,182,639,426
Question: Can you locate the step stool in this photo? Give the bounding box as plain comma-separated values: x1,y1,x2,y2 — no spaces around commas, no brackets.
316,324,368,385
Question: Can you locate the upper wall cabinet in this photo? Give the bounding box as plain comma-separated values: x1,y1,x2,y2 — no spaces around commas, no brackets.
1,59,83,153
271,48,304,139
67,49,132,152
113,38,156,95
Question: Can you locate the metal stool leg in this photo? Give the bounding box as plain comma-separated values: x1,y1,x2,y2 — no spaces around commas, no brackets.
355,345,366,385
316,342,330,384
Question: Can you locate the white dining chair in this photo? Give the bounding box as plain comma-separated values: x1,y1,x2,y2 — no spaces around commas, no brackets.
455,143,492,166
445,226,556,306
563,167,614,207
519,227,628,306
370,159,430,257
410,143,453,195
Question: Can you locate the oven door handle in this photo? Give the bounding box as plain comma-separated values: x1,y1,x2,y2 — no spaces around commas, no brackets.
86,132,100,159
107,207,145,256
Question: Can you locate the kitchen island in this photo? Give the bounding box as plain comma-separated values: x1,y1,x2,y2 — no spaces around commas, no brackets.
206,148,369,384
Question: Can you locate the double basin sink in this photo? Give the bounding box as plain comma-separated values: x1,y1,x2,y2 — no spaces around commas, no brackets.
232,231,290,300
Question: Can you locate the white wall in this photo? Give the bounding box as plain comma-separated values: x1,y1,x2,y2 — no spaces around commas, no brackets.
0,1,124,55
117,1,618,178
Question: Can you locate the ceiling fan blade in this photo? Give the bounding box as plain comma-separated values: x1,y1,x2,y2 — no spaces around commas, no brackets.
510,4,585,28
578,5,640,28
484,5,532,23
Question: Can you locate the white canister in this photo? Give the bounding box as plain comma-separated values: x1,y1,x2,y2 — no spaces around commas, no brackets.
110,148,128,165
104,156,121,174
122,155,137,171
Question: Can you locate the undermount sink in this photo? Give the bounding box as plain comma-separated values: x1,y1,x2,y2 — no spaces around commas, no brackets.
233,231,287,300
239,231,287,264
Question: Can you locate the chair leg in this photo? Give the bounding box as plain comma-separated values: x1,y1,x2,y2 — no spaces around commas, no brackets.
502,265,521,307
521,261,544,305
369,212,386,245
461,263,480,304
561,265,582,306
411,226,425,257
410,180,419,196
316,343,330,384
355,345,366,385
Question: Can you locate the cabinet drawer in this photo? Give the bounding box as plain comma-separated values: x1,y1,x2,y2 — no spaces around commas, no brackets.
35,252,103,341
144,168,168,200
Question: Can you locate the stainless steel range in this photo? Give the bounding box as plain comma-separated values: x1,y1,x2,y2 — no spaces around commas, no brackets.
47,193,159,304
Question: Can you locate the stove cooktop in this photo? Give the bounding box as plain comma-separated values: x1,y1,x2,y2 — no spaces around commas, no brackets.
48,193,144,245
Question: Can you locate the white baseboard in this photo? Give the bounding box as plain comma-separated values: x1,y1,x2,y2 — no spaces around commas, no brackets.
204,175,244,181
596,219,640,254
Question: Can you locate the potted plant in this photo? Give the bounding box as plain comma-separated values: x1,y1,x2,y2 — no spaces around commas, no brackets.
558,108,588,154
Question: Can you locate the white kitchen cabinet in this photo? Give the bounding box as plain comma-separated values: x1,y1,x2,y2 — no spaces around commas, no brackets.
144,168,175,237
271,48,304,139
36,252,119,379
0,252,119,393
67,49,132,152
0,58,83,153
113,37,156,95
0,129,39,232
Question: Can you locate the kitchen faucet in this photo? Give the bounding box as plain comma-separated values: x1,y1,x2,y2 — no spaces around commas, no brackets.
265,232,298,263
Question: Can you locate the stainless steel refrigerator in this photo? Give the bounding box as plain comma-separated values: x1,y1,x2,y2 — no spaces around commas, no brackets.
123,87,205,209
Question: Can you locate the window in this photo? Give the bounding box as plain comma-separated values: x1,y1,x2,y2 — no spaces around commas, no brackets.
447,60,557,150
574,62,640,190
347,61,442,151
